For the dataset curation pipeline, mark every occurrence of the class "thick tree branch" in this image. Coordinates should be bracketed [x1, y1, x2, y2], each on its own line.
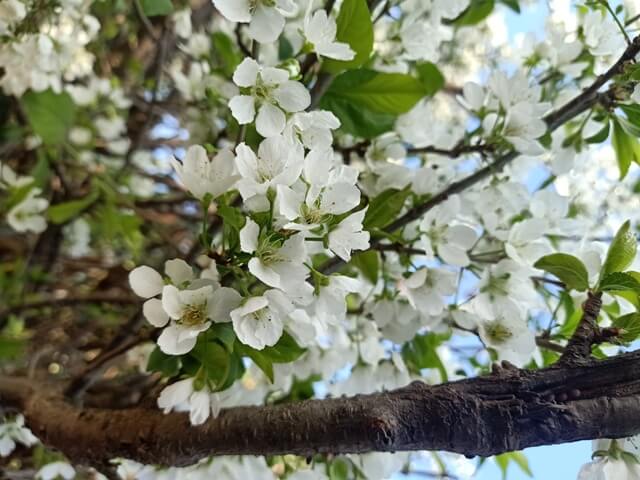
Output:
[4, 350, 640, 467]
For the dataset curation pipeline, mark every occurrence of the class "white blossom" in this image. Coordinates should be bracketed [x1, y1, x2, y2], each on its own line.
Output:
[229, 58, 310, 137]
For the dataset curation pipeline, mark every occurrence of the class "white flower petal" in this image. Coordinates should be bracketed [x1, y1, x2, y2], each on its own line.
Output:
[256, 103, 286, 137]
[143, 298, 170, 328]
[129, 266, 164, 298]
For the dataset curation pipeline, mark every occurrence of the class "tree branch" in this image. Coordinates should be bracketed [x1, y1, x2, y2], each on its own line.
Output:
[5, 349, 640, 467]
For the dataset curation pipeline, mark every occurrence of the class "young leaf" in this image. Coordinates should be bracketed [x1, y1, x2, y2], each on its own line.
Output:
[47, 191, 100, 224]
[322, 0, 374, 73]
[533, 253, 590, 291]
[453, 0, 495, 25]
[611, 118, 639, 179]
[402, 333, 449, 382]
[363, 188, 411, 230]
[141, 0, 173, 16]
[236, 333, 306, 382]
[321, 70, 427, 115]
[351, 250, 380, 284]
[612, 313, 640, 343]
[584, 120, 610, 144]
[598, 272, 640, 295]
[415, 62, 445, 96]
[22, 89, 76, 145]
[602, 220, 637, 277]
[146, 347, 180, 377]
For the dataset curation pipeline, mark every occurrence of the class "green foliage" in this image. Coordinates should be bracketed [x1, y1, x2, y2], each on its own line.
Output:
[363, 187, 411, 230]
[612, 313, 640, 343]
[141, 0, 174, 16]
[22, 89, 76, 145]
[494, 451, 533, 480]
[322, 0, 374, 73]
[598, 272, 640, 295]
[237, 333, 306, 382]
[602, 220, 637, 277]
[584, 120, 610, 143]
[415, 62, 445, 96]
[147, 346, 180, 377]
[329, 458, 352, 480]
[47, 191, 100, 224]
[212, 32, 243, 77]
[611, 118, 640, 179]
[319, 70, 427, 137]
[324, 70, 428, 114]
[533, 253, 590, 291]
[191, 338, 231, 389]
[350, 250, 380, 284]
[402, 332, 449, 381]
[453, 0, 495, 25]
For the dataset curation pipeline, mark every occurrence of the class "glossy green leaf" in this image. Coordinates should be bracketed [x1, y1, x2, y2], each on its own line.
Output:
[141, 0, 173, 16]
[319, 94, 396, 138]
[322, 70, 427, 115]
[47, 191, 99, 224]
[602, 220, 637, 276]
[351, 250, 380, 284]
[415, 62, 445, 96]
[191, 339, 230, 388]
[598, 272, 640, 295]
[146, 346, 180, 377]
[533, 253, 590, 291]
[329, 459, 351, 480]
[611, 119, 640, 179]
[237, 333, 306, 382]
[453, 0, 495, 25]
[402, 333, 449, 382]
[613, 313, 640, 343]
[584, 120, 610, 143]
[322, 0, 374, 73]
[22, 89, 76, 145]
[363, 188, 411, 230]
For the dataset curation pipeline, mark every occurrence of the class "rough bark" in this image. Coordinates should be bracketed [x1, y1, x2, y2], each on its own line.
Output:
[3, 347, 640, 467]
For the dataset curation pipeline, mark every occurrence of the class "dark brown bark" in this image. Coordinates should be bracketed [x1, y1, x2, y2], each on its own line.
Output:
[3, 348, 640, 467]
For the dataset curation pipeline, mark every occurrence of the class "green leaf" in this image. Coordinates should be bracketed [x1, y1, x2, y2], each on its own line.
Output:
[617, 115, 640, 138]
[453, 0, 495, 25]
[322, 69, 427, 115]
[208, 323, 236, 352]
[329, 459, 351, 480]
[146, 346, 180, 377]
[237, 333, 306, 382]
[322, 0, 374, 73]
[611, 118, 640, 179]
[22, 89, 76, 145]
[363, 187, 411, 230]
[584, 120, 610, 143]
[621, 104, 640, 125]
[191, 339, 230, 388]
[212, 32, 242, 77]
[598, 272, 640, 295]
[402, 333, 449, 382]
[319, 94, 396, 138]
[602, 220, 637, 277]
[494, 452, 532, 480]
[613, 313, 640, 343]
[47, 191, 99, 224]
[533, 253, 590, 291]
[141, 0, 173, 16]
[499, 0, 520, 12]
[351, 250, 380, 284]
[415, 62, 445, 96]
